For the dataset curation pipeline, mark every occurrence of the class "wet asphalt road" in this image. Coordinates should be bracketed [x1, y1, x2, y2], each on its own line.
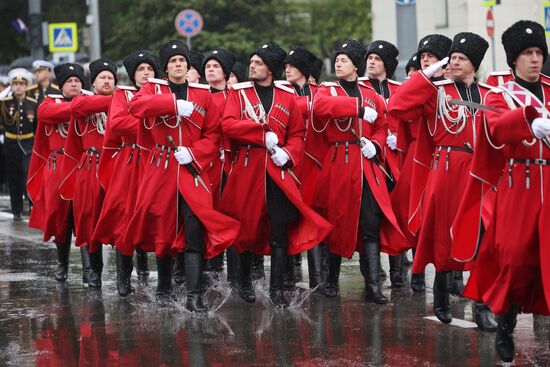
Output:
[0, 196, 549, 366]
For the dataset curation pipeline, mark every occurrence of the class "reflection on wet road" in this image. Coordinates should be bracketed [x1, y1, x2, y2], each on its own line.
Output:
[0, 215, 549, 366]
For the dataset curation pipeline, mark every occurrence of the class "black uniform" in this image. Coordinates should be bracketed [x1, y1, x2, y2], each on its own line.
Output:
[26, 83, 60, 105]
[0, 95, 37, 219]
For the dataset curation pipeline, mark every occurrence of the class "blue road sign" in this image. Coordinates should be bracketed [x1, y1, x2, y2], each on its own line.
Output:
[175, 9, 204, 38]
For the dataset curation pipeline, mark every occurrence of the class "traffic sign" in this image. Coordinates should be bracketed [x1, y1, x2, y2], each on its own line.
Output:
[545, 2, 550, 36]
[395, 0, 415, 5]
[48, 23, 78, 53]
[486, 9, 494, 38]
[483, 0, 496, 7]
[175, 9, 203, 38]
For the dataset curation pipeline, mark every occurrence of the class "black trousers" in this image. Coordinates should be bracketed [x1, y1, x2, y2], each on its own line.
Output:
[359, 177, 383, 242]
[178, 194, 205, 254]
[4, 143, 31, 215]
[266, 174, 299, 247]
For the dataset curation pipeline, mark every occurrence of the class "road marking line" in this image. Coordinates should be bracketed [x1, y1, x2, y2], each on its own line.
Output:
[424, 316, 478, 328]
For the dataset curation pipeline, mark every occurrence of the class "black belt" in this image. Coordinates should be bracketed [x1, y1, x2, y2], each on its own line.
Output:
[330, 141, 358, 164]
[510, 158, 550, 166]
[436, 145, 473, 153]
[330, 140, 359, 146]
[48, 149, 64, 170]
[150, 144, 173, 170]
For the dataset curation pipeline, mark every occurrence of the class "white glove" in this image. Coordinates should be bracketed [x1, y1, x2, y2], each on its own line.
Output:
[265, 131, 278, 151]
[174, 147, 193, 165]
[0, 134, 4, 144]
[360, 137, 377, 159]
[423, 56, 449, 78]
[176, 100, 194, 117]
[270, 146, 290, 167]
[220, 149, 225, 163]
[386, 134, 397, 151]
[362, 107, 378, 123]
[531, 118, 550, 139]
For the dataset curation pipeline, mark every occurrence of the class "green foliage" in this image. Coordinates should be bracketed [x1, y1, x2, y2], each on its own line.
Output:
[0, 0, 372, 68]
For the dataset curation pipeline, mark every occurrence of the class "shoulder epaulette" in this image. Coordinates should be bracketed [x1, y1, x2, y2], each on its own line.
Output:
[274, 81, 295, 94]
[477, 82, 492, 90]
[147, 77, 169, 85]
[47, 94, 64, 99]
[540, 73, 550, 83]
[275, 80, 292, 86]
[25, 96, 37, 103]
[1, 96, 13, 102]
[489, 86, 505, 94]
[50, 83, 59, 89]
[387, 79, 402, 86]
[489, 70, 512, 76]
[321, 81, 338, 87]
[26, 84, 38, 91]
[117, 85, 137, 91]
[434, 79, 454, 86]
[81, 89, 94, 95]
[232, 81, 254, 90]
[357, 81, 376, 91]
[189, 82, 210, 90]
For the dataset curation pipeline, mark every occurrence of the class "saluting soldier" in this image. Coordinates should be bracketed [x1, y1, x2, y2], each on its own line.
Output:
[0, 68, 36, 221]
[27, 60, 59, 105]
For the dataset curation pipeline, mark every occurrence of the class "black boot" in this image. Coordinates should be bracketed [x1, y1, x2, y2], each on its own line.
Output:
[135, 248, 149, 281]
[156, 256, 174, 304]
[239, 252, 256, 303]
[321, 253, 341, 298]
[389, 253, 406, 288]
[226, 247, 241, 292]
[377, 256, 387, 283]
[450, 271, 464, 297]
[474, 302, 498, 332]
[284, 254, 296, 290]
[294, 253, 302, 266]
[433, 271, 452, 323]
[251, 254, 265, 280]
[270, 246, 289, 308]
[206, 252, 224, 272]
[88, 247, 103, 289]
[80, 245, 91, 285]
[411, 272, 426, 292]
[495, 305, 518, 363]
[364, 242, 388, 304]
[307, 245, 323, 290]
[115, 249, 134, 297]
[172, 252, 186, 285]
[55, 243, 70, 282]
[185, 251, 208, 313]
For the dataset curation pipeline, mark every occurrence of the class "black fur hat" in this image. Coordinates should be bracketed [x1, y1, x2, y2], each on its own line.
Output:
[159, 40, 189, 72]
[448, 32, 489, 71]
[231, 61, 248, 83]
[202, 48, 237, 81]
[284, 46, 317, 79]
[251, 42, 287, 79]
[311, 57, 323, 83]
[54, 63, 85, 89]
[405, 53, 420, 74]
[188, 50, 204, 78]
[417, 34, 452, 61]
[366, 40, 399, 78]
[334, 39, 366, 77]
[89, 58, 117, 85]
[502, 20, 548, 68]
[123, 50, 160, 86]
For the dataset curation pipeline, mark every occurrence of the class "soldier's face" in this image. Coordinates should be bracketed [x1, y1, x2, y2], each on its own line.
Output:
[186, 67, 200, 83]
[205, 59, 225, 84]
[514, 47, 543, 83]
[134, 63, 155, 88]
[167, 55, 188, 83]
[449, 52, 474, 81]
[61, 76, 82, 98]
[285, 64, 305, 84]
[228, 72, 239, 86]
[11, 81, 27, 97]
[249, 55, 271, 83]
[34, 68, 50, 83]
[407, 67, 419, 78]
[366, 54, 386, 79]
[335, 54, 357, 81]
[93, 70, 115, 95]
[420, 52, 439, 69]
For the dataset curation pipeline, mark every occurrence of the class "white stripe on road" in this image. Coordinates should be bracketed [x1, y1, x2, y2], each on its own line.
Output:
[424, 316, 478, 328]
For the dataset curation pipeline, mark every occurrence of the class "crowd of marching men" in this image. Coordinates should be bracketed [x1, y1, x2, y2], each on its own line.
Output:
[1, 18, 549, 364]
